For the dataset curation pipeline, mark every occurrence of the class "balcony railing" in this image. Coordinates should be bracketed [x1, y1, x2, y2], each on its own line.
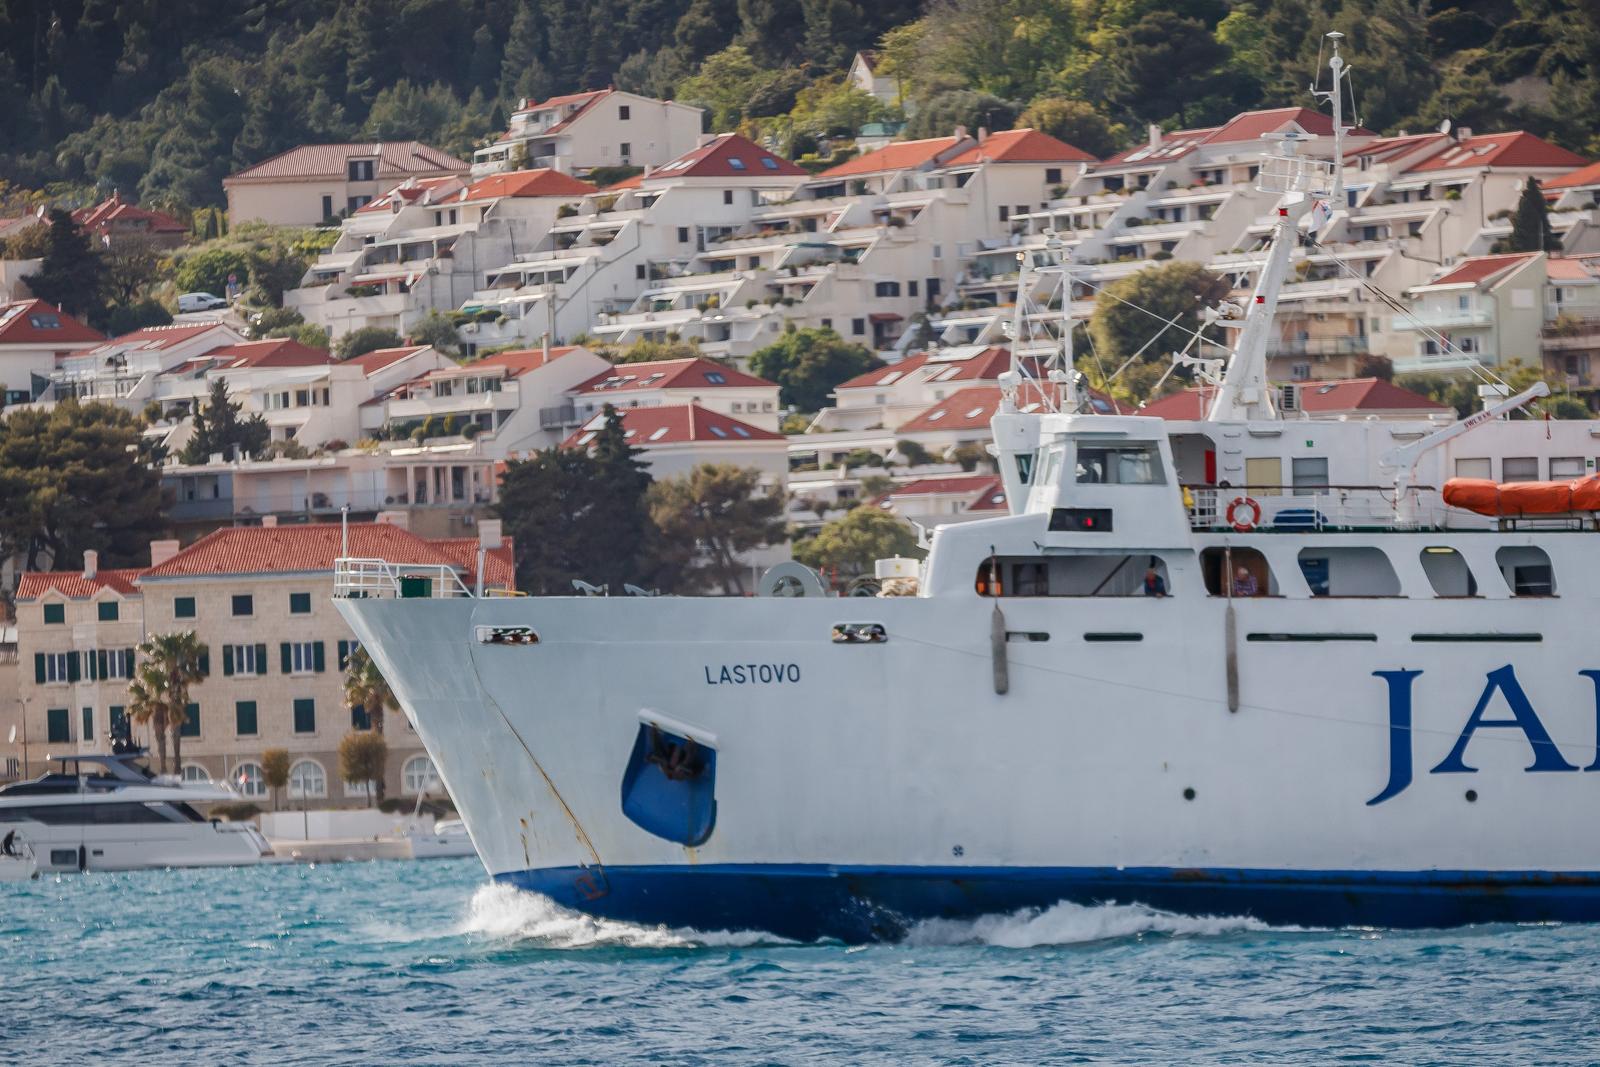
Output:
[1393, 308, 1492, 330]
[540, 404, 582, 430]
[1267, 337, 1369, 357]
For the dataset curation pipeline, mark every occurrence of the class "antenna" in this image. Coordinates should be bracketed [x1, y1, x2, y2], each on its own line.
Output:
[1312, 31, 1349, 204]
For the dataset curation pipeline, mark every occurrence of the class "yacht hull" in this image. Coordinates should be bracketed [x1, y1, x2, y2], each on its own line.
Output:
[339, 590, 1600, 942]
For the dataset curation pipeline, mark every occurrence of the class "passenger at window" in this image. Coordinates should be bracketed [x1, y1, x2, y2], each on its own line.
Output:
[1143, 568, 1167, 597]
[1231, 565, 1258, 597]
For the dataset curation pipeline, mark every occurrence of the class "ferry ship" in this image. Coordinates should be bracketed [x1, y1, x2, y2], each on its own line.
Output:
[334, 41, 1600, 941]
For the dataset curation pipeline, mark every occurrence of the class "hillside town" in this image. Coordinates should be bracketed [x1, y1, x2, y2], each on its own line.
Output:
[4, 74, 1600, 799]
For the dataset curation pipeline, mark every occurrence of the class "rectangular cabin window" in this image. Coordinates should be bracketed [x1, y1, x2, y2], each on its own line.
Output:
[1076, 443, 1164, 485]
[1455, 458, 1491, 479]
[1291, 457, 1328, 496]
[979, 554, 1172, 597]
[1503, 457, 1539, 483]
[1551, 457, 1585, 479]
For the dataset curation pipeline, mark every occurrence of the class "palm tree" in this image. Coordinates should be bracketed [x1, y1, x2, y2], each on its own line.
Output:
[343, 646, 398, 738]
[126, 662, 171, 774]
[136, 632, 209, 776]
[343, 645, 399, 802]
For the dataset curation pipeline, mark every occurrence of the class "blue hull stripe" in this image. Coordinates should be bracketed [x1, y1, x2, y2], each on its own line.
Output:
[497, 863, 1600, 943]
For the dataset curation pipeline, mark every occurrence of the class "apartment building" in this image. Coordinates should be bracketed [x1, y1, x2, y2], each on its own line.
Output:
[0, 299, 104, 405]
[53, 321, 244, 404]
[287, 168, 597, 340]
[72, 193, 188, 250]
[359, 344, 612, 455]
[8, 522, 512, 805]
[470, 134, 811, 349]
[562, 356, 783, 432]
[224, 142, 471, 226]
[472, 89, 703, 178]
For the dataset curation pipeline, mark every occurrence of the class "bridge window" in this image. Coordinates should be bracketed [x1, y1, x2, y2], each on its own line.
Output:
[1296, 547, 1400, 597]
[1497, 546, 1555, 596]
[976, 554, 1172, 597]
[1420, 547, 1477, 597]
[1075, 443, 1164, 485]
[1200, 547, 1275, 596]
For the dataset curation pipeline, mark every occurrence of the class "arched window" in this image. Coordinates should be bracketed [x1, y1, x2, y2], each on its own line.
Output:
[181, 764, 212, 783]
[234, 762, 267, 799]
[288, 759, 327, 799]
[403, 755, 440, 795]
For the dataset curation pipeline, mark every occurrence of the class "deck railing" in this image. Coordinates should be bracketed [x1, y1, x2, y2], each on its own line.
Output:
[334, 558, 475, 599]
[1185, 484, 1450, 531]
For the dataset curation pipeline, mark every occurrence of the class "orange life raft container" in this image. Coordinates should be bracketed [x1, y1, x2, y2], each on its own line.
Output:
[1442, 473, 1600, 516]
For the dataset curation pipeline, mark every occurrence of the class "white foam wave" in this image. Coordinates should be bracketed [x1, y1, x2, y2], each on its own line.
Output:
[905, 899, 1273, 948]
[458, 883, 785, 949]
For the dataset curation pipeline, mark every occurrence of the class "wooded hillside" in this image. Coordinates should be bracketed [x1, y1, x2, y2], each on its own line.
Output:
[1, 0, 1594, 212]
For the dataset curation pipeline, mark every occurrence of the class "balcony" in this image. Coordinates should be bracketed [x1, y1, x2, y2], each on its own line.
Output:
[1393, 350, 1493, 373]
[539, 404, 582, 430]
[1392, 308, 1492, 330]
[1268, 337, 1369, 358]
[1542, 313, 1600, 352]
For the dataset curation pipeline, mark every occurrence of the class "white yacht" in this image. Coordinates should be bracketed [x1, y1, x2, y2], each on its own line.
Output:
[334, 39, 1600, 941]
[0, 750, 272, 874]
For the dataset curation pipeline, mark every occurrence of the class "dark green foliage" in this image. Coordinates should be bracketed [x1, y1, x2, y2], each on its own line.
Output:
[102, 298, 172, 336]
[748, 325, 882, 412]
[336, 327, 405, 360]
[1508, 177, 1558, 253]
[181, 379, 271, 463]
[22, 209, 106, 321]
[408, 311, 463, 356]
[0, 400, 168, 571]
[494, 405, 658, 594]
[904, 91, 1019, 140]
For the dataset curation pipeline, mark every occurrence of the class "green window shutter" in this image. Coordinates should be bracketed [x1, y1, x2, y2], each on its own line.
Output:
[47, 708, 70, 743]
[86, 652, 97, 681]
[293, 698, 316, 734]
[43, 603, 64, 624]
[124, 648, 135, 679]
[255, 643, 267, 676]
[290, 592, 311, 614]
[97, 650, 109, 680]
[198, 651, 210, 676]
[180, 702, 199, 738]
[35, 653, 45, 684]
[337, 640, 349, 671]
[98, 601, 118, 622]
[174, 596, 195, 619]
[67, 653, 80, 682]
[281, 643, 292, 674]
[222, 646, 234, 676]
[313, 642, 326, 673]
[236, 701, 258, 736]
[82, 707, 94, 741]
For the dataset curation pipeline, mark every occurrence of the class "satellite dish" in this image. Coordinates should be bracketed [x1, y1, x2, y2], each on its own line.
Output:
[1438, 118, 1452, 136]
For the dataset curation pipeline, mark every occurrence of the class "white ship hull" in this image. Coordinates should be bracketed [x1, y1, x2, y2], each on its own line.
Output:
[339, 583, 1600, 941]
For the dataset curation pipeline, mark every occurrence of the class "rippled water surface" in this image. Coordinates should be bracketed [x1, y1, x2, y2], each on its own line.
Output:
[6, 859, 1600, 1064]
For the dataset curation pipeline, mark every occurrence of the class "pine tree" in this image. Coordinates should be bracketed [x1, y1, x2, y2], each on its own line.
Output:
[182, 379, 271, 463]
[1509, 176, 1559, 253]
[23, 209, 106, 321]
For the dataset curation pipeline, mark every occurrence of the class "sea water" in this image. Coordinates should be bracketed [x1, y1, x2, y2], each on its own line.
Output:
[4, 859, 1598, 1064]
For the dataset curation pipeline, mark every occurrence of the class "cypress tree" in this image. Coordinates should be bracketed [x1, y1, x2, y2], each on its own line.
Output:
[1508, 176, 1558, 253]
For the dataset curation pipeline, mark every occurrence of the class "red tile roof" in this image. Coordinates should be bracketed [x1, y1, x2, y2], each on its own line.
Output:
[462, 169, 598, 201]
[966, 477, 1009, 512]
[354, 176, 468, 214]
[1359, 132, 1451, 166]
[819, 137, 962, 178]
[1547, 160, 1600, 191]
[342, 346, 431, 373]
[141, 523, 463, 579]
[941, 129, 1098, 167]
[430, 537, 516, 590]
[1292, 377, 1450, 413]
[836, 347, 1023, 391]
[1099, 107, 1373, 169]
[884, 473, 1000, 497]
[94, 322, 231, 352]
[206, 338, 334, 369]
[1406, 132, 1586, 174]
[837, 352, 931, 389]
[1546, 257, 1598, 281]
[515, 89, 609, 115]
[897, 383, 1126, 433]
[73, 194, 187, 235]
[451, 345, 582, 377]
[1422, 252, 1539, 288]
[651, 134, 807, 180]
[1141, 378, 1447, 418]
[228, 142, 468, 183]
[563, 403, 783, 447]
[15, 569, 142, 601]
[572, 357, 776, 394]
[603, 174, 644, 191]
[0, 299, 105, 345]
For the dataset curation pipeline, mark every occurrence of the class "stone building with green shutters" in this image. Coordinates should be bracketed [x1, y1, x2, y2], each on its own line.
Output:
[8, 519, 512, 808]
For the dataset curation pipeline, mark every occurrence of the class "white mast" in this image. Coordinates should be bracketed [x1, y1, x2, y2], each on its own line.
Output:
[1207, 36, 1348, 422]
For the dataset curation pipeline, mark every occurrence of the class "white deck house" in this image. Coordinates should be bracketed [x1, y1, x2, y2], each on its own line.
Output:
[472, 90, 704, 178]
[286, 169, 598, 341]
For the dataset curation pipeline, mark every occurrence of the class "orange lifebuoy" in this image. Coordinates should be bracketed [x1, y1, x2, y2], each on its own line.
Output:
[1226, 496, 1261, 533]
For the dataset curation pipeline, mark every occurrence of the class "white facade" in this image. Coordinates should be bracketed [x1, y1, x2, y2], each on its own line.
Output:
[473, 90, 704, 178]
